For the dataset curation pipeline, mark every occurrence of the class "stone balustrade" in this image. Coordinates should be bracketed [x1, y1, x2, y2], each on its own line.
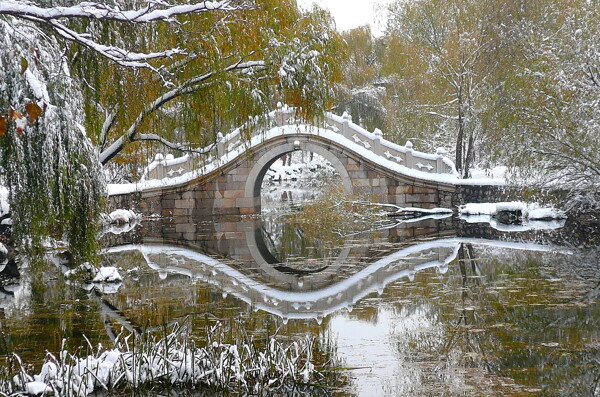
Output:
[143, 103, 458, 182]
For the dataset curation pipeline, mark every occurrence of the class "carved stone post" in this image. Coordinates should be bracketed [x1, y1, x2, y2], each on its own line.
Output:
[405, 141, 414, 170]
[216, 132, 224, 160]
[154, 153, 165, 179]
[436, 147, 448, 173]
[372, 128, 383, 156]
[276, 102, 284, 127]
[342, 111, 352, 140]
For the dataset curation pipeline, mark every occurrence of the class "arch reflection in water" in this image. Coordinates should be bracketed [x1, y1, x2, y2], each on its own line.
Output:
[260, 150, 341, 213]
[107, 240, 457, 322]
[106, 237, 567, 323]
[132, 214, 456, 290]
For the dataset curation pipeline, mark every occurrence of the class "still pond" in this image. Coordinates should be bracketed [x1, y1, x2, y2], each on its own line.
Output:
[1, 178, 599, 396]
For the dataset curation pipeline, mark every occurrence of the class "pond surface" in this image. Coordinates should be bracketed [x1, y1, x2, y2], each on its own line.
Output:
[1, 182, 600, 396]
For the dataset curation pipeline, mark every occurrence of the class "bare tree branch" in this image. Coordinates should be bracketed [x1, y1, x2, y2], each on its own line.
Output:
[133, 133, 216, 154]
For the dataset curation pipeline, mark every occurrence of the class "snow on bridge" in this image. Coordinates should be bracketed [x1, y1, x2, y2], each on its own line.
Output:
[140, 104, 458, 184]
[108, 104, 462, 215]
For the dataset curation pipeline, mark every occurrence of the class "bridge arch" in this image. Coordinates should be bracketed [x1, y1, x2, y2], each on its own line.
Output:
[108, 107, 460, 216]
[245, 138, 353, 199]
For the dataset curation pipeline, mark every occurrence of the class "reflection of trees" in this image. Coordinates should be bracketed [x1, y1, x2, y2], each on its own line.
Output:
[440, 245, 600, 395]
[488, 246, 600, 396]
[260, 213, 343, 272]
[386, 243, 507, 395]
[0, 264, 111, 365]
[437, 244, 498, 375]
[380, 244, 501, 395]
[403, 244, 504, 393]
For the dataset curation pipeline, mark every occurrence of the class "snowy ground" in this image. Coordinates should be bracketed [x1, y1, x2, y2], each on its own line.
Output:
[261, 151, 337, 183]
[462, 166, 507, 185]
[261, 151, 339, 211]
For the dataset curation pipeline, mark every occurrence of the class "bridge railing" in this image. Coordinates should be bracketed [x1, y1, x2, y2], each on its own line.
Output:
[318, 110, 456, 176]
[143, 104, 458, 181]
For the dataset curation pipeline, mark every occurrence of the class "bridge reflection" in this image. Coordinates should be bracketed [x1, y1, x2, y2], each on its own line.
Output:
[108, 241, 458, 322]
[104, 216, 562, 322]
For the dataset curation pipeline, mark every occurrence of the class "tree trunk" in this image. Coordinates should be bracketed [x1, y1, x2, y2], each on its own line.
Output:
[463, 129, 474, 178]
[455, 86, 465, 176]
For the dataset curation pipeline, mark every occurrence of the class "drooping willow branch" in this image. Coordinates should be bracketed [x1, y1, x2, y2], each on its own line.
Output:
[99, 59, 266, 164]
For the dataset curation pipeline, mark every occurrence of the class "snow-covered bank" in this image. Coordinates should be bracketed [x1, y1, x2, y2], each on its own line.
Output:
[5, 324, 319, 396]
[101, 209, 142, 235]
[459, 201, 566, 231]
[459, 201, 566, 220]
[103, 209, 140, 224]
[92, 266, 122, 283]
[461, 214, 566, 232]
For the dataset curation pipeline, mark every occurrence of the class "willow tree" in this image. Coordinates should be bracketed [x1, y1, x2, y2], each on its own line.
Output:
[0, 0, 344, 262]
[0, 18, 104, 264]
[52, 0, 345, 169]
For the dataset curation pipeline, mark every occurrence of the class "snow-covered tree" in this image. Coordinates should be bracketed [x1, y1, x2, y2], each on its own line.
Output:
[0, 0, 344, 260]
[1, 0, 343, 165]
[384, 0, 500, 178]
[496, 0, 600, 190]
[0, 17, 104, 263]
[377, 0, 600, 188]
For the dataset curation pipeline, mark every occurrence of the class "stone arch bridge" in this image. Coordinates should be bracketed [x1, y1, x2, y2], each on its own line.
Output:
[109, 105, 462, 216]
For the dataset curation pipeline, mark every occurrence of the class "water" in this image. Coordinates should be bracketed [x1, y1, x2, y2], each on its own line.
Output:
[1, 181, 600, 396]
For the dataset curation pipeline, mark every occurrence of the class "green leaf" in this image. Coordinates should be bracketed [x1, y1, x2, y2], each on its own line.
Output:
[20, 57, 28, 75]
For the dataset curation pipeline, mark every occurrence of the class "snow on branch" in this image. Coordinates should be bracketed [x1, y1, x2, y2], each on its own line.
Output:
[0, 0, 253, 68]
[134, 133, 217, 154]
[0, 0, 248, 23]
[44, 17, 181, 68]
[426, 111, 459, 120]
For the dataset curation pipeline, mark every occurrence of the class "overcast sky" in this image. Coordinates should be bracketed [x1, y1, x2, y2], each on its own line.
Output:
[296, 0, 395, 36]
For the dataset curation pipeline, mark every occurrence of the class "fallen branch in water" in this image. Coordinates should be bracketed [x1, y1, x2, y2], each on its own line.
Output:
[340, 200, 454, 218]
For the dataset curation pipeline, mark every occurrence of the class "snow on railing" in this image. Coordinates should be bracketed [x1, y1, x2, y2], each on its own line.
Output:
[142, 103, 458, 182]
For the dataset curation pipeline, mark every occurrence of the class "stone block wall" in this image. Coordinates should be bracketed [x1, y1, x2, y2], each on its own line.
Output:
[108, 135, 459, 216]
[454, 184, 519, 205]
[453, 184, 564, 207]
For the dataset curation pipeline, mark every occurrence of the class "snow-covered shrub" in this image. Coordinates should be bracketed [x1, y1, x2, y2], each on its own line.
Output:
[4, 321, 326, 396]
